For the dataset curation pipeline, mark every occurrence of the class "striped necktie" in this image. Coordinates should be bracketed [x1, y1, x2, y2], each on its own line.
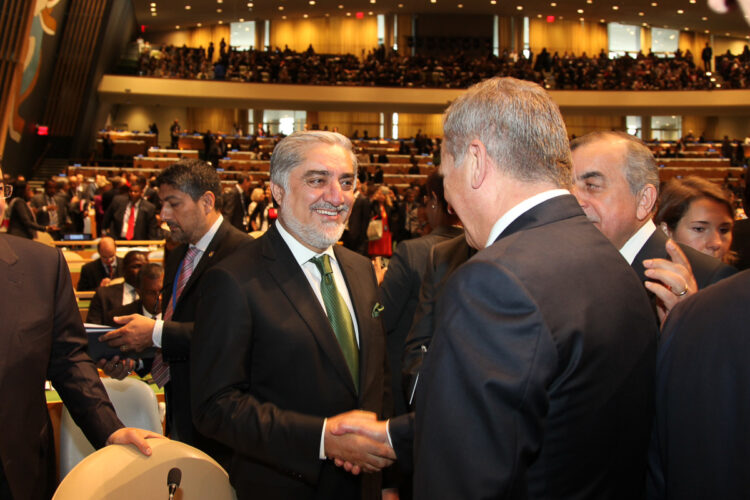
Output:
[309, 254, 359, 391]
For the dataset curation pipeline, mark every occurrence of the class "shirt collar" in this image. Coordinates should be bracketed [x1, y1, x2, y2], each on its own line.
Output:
[193, 214, 224, 253]
[276, 220, 336, 266]
[485, 189, 570, 247]
[619, 219, 656, 265]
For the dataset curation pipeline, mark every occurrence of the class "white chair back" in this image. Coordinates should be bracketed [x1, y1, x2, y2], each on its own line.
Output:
[58, 377, 162, 480]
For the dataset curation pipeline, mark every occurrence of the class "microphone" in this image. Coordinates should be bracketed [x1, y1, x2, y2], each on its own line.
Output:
[167, 467, 182, 500]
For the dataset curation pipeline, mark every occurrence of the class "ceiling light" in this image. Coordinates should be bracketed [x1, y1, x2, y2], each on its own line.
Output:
[537, 14, 542, 18]
[370, 0, 376, 3]
[248, 1, 253, 5]
[458, 3, 463, 7]
[398, 3, 404, 6]
[550, 2, 556, 6]
[239, 17, 244, 21]
[325, 12, 330, 16]
[338, 4, 344, 7]
[516, 5, 523, 10]
[278, 5, 283, 10]
[558, 15, 564, 19]
[197, 22, 202, 26]
[677, 9, 684, 14]
[151, 12, 157, 15]
[217, 0, 223, 3]
[726, 32, 731, 36]
[490, 0, 496, 4]
[184, 5, 191, 9]
[638, 11, 644, 16]
[612, 5, 619, 10]
[431, 0, 437, 3]
[150, 2, 156, 6]
[600, 18, 605, 22]
[642, 22, 648, 26]
[175, 25, 180, 29]
[303, 13, 308, 17]
[701, 16, 707, 20]
[346, 11, 351, 15]
[217, 7, 222, 12]
[689, 0, 696, 3]
[651, 2, 657, 6]
[218, 20, 223, 23]
[580, 17, 584, 21]
[705, 29, 710, 33]
[282, 15, 286, 19]
[586, 0, 592, 3]
[577, 8, 583, 13]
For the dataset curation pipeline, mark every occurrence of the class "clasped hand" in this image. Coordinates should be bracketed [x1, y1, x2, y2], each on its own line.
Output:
[324, 410, 395, 475]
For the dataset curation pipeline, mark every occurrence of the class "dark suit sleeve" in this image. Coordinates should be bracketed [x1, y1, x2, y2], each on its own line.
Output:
[161, 321, 193, 361]
[413, 259, 559, 499]
[191, 265, 325, 483]
[379, 241, 417, 333]
[707, 262, 736, 285]
[77, 261, 99, 291]
[86, 288, 106, 325]
[48, 249, 124, 448]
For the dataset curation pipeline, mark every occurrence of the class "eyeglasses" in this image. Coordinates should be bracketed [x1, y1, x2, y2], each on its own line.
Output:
[2, 184, 11, 199]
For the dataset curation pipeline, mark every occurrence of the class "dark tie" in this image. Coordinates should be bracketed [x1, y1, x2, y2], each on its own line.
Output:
[310, 254, 359, 390]
[152, 246, 201, 387]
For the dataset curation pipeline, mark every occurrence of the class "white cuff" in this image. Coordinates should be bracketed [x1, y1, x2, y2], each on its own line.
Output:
[386, 419, 394, 449]
[319, 418, 328, 459]
[152, 319, 164, 348]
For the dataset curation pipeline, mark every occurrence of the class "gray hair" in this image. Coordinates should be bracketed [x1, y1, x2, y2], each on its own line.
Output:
[570, 131, 659, 195]
[442, 77, 572, 187]
[270, 131, 358, 190]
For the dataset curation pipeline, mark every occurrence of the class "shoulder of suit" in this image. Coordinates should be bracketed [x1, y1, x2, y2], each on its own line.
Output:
[0, 233, 59, 261]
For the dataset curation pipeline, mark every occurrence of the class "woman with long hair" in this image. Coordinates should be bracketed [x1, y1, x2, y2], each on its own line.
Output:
[6, 180, 50, 239]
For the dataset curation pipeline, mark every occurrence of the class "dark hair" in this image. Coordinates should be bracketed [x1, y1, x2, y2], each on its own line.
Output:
[138, 262, 164, 288]
[156, 158, 221, 204]
[123, 250, 148, 267]
[655, 176, 735, 231]
[424, 172, 448, 214]
[11, 180, 28, 200]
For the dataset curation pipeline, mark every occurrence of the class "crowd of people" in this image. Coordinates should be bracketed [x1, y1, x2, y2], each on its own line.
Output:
[130, 41, 750, 90]
[4, 77, 750, 499]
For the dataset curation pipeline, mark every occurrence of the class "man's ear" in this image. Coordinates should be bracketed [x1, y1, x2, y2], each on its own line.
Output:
[270, 182, 284, 206]
[659, 221, 673, 238]
[468, 140, 489, 190]
[636, 184, 658, 221]
[199, 191, 216, 214]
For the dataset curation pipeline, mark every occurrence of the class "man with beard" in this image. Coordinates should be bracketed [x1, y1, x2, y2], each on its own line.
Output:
[190, 131, 395, 499]
[99, 159, 251, 467]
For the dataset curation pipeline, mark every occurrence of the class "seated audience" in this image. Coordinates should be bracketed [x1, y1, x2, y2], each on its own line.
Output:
[77, 236, 123, 291]
[86, 250, 147, 324]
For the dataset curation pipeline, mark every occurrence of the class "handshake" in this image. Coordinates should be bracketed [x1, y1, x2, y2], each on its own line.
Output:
[324, 410, 396, 475]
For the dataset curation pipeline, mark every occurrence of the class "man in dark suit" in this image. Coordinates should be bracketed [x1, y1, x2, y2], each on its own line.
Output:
[103, 180, 161, 240]
[647, 270, 750, 499]
[100, 159, 251, 468]
[29, 178, 68, 239]
[221, 174, 252, 231]
[342, 181, 371, 256]
[86, 250, 147, 325]
[190, 131, 395, 499]
[102, 263, 163, 327]
[77, 236, 123, 291]
[0, 173, 160, 500]
[338, 78, 658, 499]
[571, 131, 735, 322]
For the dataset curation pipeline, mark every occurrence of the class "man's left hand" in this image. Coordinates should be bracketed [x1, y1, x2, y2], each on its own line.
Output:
[100, 314, 156, 352]
[106, 427, 165, 456]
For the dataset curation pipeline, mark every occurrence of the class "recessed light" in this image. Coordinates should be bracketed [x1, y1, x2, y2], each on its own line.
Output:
[558, 15, 564, 19]
[370, 0, 376, 3]
[612, 5, 619, 10]
[175, 25, 180, 29]
[689, 0, 696, 3]
[600, 18, 605, 22]
[537, 14, 542, 18]
[309, 0, 316, 4]
[638, 11, 644, 16]
[368, 10, 374, 14]
[184, 5, 191, 9]
[490, 0, 496, 4]
[726, 32, 731, 36]
[282, 15, 286, 19]
[346, 11, 351, 15]
[586, 0, 592, 3]
[325, 12, 330, 16]
[580, 17, 584, 21]
[550, 2, 556, 6]
[151, 11, 157, 15]
[218, 20, 223, 23]
[247, 1, 253, 5]
[517, 5, 523, 9]
[684, 27, 689, 30]
[430, 0, 437, 3]
[705, 29, 710, 33]
[303, 14, 308, 18]
[457, 3, 463, 7]
[278, 5, 284, 10]
[338, 4, 344, 7]
[577, 8, 583, 13]
[197, 22, 202, 26]
[239, 17, 244, 21]
[701, 16, 707, 20]
[217, 7, 222, 12]
[677, 9, 684, 14]
[398, 3, 404, 6]
[150, 2, 156, 6]
[217, 0, 223, 3]
[642, 22, 648, 26]
[651, 2, 657, 6]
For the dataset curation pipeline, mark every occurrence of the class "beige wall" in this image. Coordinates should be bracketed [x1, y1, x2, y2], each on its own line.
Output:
[144, 25, 232, 59]
[317, 111, 380, 137]
[530, 19, 608, 57]
[110, 105, 187, 147]
[270, 17, 378, 55]
[562, 114, 625, 137]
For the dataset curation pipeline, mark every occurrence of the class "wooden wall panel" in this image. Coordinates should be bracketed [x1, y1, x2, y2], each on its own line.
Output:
[530, 18, 608, 57]
[187, 107, 236, 135]
[271, 17, 378, 55]
[563, 114, 625, 138]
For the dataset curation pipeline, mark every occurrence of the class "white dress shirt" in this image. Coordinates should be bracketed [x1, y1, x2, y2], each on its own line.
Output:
[619, 219, 656, 265]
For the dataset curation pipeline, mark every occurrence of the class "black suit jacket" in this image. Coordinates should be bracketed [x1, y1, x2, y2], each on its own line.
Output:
[86, 283, 129, 325]
[160, 219, 251, 466]
[342, 194, 371, 256]
[730, 217, 750, 271]
[77, 256, 124, 291]
[0, 235, 123, 500]
[103, 195, 161, 240]
[221, 186, 247, 231]
[631, 228, 736, 289]
[411, 195, 657, 499]
[379, 225, 463, 415]
[647, 270, 750, 500]
[191, 223, 390, 500]
[6, 197, 46, 239]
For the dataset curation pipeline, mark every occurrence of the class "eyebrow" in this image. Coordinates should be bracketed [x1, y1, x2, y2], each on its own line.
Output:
[577, 171, 605, 181]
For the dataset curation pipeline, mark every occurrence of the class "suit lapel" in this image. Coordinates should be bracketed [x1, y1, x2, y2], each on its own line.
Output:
[496, 194, 583, 242]
[631, 229, 667, 282]
[176, 221, 229, 307]
[264, 226, 358, 396]
[0, 237, 22, 379]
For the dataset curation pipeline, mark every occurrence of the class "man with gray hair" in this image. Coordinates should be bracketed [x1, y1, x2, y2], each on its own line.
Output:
[570, 131, 735, 321]
[392, 77, 657, 498]
[190, 131, 395, 499]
